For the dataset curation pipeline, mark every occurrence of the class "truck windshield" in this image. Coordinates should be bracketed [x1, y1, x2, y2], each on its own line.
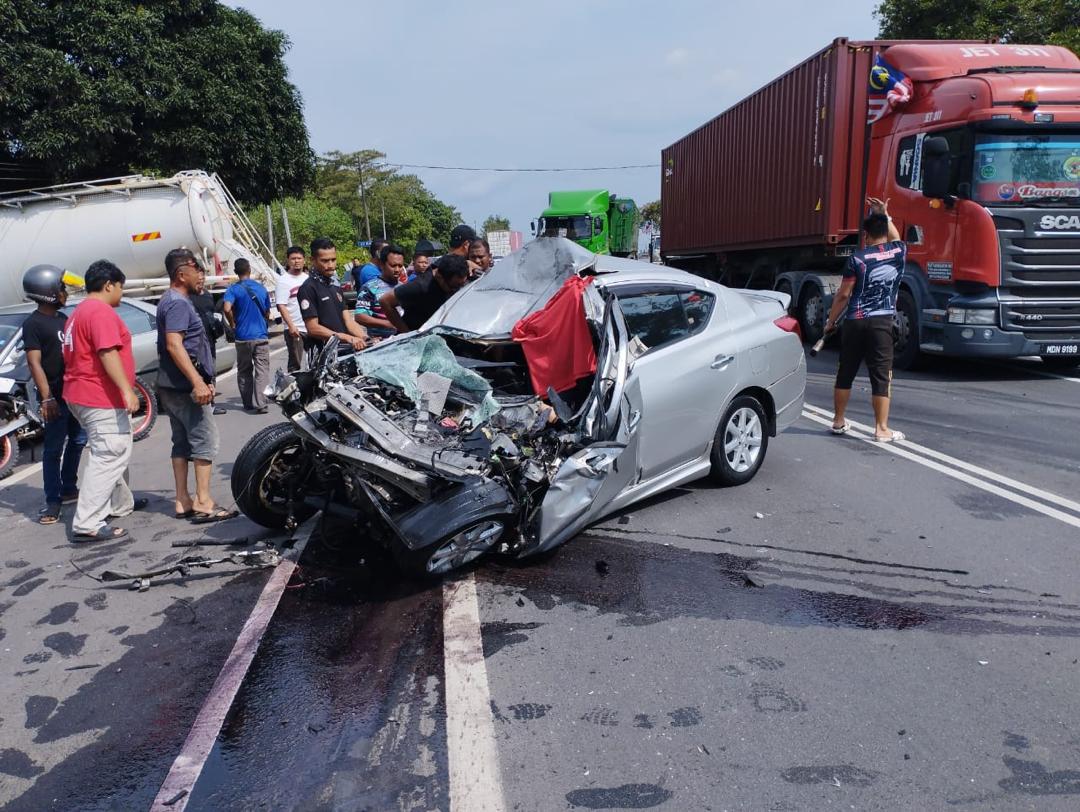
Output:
[973, 133, 1080, 204]
[539, 216, 593, 240]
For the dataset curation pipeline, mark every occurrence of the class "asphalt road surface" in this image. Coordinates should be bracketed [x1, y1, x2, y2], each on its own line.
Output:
[1, 343, 1079, 811]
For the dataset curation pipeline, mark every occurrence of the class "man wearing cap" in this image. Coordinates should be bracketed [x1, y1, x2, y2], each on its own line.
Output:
[380, 253, 471, 334]
[430, 225, 479, 274]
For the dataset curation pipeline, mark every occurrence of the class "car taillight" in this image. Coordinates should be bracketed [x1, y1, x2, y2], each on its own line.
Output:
[773, 315, 802, 340]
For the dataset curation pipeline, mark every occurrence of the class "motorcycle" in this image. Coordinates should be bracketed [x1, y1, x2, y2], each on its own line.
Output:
[0, 363, 160, 480]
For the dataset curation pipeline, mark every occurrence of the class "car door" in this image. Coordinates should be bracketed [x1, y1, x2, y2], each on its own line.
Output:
[113, 301, 160, 375]
[529, 290, 642, 555]
[608, 283, 741, 481]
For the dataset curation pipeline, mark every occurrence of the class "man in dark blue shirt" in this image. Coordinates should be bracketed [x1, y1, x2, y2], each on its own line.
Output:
[223, 258, 271, 413]
[825, 197, 906, 443]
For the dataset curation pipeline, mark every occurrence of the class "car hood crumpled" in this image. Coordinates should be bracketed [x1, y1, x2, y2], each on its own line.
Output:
[424, 237, 598, 337]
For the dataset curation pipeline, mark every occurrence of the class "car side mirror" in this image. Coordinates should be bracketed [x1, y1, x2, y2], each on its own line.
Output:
[921, 136, 953, 201]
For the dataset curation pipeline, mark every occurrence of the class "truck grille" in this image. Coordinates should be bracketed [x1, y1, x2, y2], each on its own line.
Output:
[998, 229, 1080, 286]
[1000, 300, 1080, 338]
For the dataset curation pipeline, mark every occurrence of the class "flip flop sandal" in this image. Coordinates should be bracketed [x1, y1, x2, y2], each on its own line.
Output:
[39, 504, 62, 525]
[189, 507, 240, 525]
[830, 422, 851, 435]
[873, 431, 906, 443]
[72, 525, 128, 543]
[175, 510, 196, 520]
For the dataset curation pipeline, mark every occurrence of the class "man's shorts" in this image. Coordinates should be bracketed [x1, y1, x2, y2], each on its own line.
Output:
[835, 315, 895, 397]
[157, 386, 221, 461]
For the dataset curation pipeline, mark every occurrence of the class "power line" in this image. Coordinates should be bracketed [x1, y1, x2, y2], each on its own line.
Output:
[390, 162, 660, 173]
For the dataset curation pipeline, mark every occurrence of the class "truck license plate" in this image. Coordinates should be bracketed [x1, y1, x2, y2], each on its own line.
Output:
[1041, 344, 1079, 356]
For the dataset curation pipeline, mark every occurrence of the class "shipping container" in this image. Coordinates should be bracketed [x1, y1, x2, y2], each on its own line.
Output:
[661, 38, 882, 257]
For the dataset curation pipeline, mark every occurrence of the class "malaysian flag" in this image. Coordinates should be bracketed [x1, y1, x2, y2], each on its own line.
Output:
[868, 54, 914, 123]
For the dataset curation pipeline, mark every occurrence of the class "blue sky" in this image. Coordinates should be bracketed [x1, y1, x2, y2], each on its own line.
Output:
[234, 1, 879, 234]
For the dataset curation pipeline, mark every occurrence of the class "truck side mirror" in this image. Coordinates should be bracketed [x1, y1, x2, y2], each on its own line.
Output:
[921, 136, 953, 200]
[530, 220, 537, 236]
[594, 216, 604, 233]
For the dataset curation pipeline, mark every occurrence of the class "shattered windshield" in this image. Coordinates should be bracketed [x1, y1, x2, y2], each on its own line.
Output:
[424, 237, 598, 336]
[974, 133, 1080, 204]
[540, 216, 594, 240]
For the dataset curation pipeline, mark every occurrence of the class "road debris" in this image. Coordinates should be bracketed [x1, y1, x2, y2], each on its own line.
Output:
[100, 549, 281, 591]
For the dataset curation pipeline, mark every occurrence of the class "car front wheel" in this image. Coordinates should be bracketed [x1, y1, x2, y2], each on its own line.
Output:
[231, 422, 316, 529]
[710, 395, 769, 486]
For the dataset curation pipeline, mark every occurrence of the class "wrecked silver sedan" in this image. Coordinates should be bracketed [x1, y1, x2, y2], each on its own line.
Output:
[232, 238, 806, 576]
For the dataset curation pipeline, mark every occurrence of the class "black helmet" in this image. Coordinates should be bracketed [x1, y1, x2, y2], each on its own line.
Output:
[22, 264, 67, 306]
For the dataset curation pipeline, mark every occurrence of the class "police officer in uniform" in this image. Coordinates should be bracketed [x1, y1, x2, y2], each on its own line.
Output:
[296, 237, 368, 355]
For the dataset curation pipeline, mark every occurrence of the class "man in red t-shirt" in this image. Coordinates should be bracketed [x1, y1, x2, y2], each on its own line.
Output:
[62, 260, 142, 542]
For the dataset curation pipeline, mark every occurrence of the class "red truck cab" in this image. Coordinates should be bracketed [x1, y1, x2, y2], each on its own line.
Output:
[869, 43, 1080, 367]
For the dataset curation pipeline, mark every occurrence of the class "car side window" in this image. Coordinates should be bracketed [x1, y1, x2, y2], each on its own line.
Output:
[615, 290, 690, 351]
[116, 302, 155, 335]
[681, 290, 715, 335]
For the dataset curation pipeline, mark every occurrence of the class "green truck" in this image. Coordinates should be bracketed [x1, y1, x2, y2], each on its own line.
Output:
[532, 190, 639, 256]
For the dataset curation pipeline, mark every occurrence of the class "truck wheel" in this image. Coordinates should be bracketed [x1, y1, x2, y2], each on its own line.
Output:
[797, 286, 825, 344]
[710, 394, 769, 486]
[231, 422, 316, 529]
[893, 289, 922, 370]
[131, 376, 158, 442]
[0, 435, 19, 480]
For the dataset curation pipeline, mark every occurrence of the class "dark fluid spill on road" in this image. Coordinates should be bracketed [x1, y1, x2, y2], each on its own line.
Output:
[3, 570, 268, 812]
[184, 533, 450, 811]
[483, 534, 1080, 639]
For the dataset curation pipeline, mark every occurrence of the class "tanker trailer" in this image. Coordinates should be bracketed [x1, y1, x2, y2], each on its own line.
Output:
[0, 170, 280, 307]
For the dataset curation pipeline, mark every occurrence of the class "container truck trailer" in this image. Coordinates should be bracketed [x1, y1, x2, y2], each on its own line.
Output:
[662, 38, 1080, 369]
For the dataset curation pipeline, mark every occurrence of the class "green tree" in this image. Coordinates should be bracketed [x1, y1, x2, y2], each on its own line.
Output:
[312, 150, 462, 252]
[247, 197, 356, 264]
[639, 200, 661, 231]
[0, 0, 314, 202]
[875, 0, 1080, 55]
[483, 215, 511, 233]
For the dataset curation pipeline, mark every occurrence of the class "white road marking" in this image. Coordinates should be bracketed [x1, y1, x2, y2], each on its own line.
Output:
[1004, 362, 1080, 385]
[150, 523, 312, 811]
[443, 574, 506, 812]
[0, 346, 288, 493]
[803, 402, 1080, 514]
[801, 410, 1080, 530]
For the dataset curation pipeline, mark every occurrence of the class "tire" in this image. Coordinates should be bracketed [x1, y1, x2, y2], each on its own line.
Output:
[1041, 356, 1080, 371]
[797, 285, 825, 344]
[892, 289, 922, 371]
[131, 376, 158, 442]
[710, 395, 769, 486]
[231, 421, 316, 529]
[407, 517, 507, 578]
[0, 434, 19, 480]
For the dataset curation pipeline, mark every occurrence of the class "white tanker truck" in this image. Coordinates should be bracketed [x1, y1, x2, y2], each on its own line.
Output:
[0, 170, 280, 306]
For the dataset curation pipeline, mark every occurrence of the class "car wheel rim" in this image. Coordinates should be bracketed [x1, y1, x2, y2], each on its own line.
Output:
[257, 445, 303, 512]
[427, 520, 504, 575]
[723, 407, 762, 474]
[0, 436, 11, 468]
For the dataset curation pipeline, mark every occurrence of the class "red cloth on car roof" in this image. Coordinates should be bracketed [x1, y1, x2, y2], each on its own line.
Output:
[511, 275, 597, 397]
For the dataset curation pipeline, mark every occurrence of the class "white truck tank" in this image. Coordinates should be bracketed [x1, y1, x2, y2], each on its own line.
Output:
[0, 170, 280, 306]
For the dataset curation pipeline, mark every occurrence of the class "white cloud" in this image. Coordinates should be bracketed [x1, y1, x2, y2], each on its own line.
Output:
[665, 47, 691, 67]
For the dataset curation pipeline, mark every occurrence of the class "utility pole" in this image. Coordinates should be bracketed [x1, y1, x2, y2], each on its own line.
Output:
[381, 201, 387, 239]
[357, 159, 372, 242]
[281, 202, 293, 246]
[265, 205, 274, 258]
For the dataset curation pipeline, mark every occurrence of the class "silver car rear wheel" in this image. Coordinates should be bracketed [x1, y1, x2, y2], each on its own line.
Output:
[711, 395, 769, 486]
[724, 407, 763, 473]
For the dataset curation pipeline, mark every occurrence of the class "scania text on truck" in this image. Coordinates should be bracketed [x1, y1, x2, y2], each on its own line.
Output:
[532, 190, 639, 257]
[662, 39, 1080, 369]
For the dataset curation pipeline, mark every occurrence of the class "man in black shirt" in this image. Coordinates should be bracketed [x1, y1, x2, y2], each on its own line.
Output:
[20, 265, 87, 524]
[380, 253, 470, 333]
[296, 237, 368, 352]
